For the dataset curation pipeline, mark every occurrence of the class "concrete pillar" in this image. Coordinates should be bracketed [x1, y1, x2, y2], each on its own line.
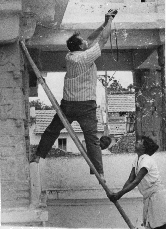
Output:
[0, 42, 30, 208]
[133, 68, 164, 149]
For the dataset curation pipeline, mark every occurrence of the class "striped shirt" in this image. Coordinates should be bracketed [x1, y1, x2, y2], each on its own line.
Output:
[63, 42, 101, 101]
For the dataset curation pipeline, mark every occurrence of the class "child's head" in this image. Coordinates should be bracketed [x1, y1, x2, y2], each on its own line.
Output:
[100, 136, 112, 150]
[136, 135, 159, 156]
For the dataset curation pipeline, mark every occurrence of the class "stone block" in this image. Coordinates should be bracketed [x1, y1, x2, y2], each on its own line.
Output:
[0, 0, 22, 13]
[0, 71, 22, 88]
[1, 185, 29, 202]
[0, 135, 25, 148]
[1, 154, 29, 183]
[2, 199, 30, 208]
[2, 180, 30, 192]
[0, 42, 23, 73]
[23, 0, 55, 22]
[0, 87, 26, 120]
[1, 158, 17, 181]
[0, 14, 20, 43]
[1, 207, 48, 225]
[15, 157, 30, 181]
[0, 119, 25, 135]
[0, 146, 17, 158]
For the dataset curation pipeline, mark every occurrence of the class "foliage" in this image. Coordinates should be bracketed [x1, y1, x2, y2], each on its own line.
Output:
[30, 145, 74, 158]
[107, 81, 134, 94]
[98, 73, 134, 94]
[29, 99, 53, 110]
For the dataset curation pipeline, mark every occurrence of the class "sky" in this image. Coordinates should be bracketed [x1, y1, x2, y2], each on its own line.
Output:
[29, 71, 133, 106]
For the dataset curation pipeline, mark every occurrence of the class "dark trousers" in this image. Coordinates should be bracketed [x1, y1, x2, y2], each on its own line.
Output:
[154, 225, 166, 229]
[36, 99, 104, 174]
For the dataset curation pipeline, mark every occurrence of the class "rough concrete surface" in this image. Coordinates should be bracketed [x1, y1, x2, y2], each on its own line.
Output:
[45, 198, 143, 228]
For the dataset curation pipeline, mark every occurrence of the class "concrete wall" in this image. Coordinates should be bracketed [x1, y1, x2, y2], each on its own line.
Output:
[39, 151, 166, 199]
[0, 41, 30, 208]
[30, 123, 103, 153]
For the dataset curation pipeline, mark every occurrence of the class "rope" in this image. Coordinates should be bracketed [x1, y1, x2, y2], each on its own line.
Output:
[110, 22, 119, 62]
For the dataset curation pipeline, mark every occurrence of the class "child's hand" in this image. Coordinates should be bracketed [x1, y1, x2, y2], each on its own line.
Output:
[107, 192, 122, 202]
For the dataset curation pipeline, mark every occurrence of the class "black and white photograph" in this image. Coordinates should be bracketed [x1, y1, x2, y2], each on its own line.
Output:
[0, 0, 166, 228]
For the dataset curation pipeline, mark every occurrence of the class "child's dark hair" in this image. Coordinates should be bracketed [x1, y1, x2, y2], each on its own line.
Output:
[142, 136, 159, 156]
[100, 136, 112, 150]
[66, 32, 82, 52]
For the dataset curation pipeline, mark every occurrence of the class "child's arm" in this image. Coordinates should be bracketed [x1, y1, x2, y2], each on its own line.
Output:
[122, 167, 136, 189]
[108, 167, 148, 202]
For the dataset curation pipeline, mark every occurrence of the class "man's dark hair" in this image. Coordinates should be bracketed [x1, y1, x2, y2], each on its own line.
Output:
[141, 136, 159, 156]
[66, 32, 82, 52]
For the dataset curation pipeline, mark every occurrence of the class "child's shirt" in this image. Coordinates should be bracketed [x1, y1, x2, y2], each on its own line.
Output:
[132, 154, 163, 198]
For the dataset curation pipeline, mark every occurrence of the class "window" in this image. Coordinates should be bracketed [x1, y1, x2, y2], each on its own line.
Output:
[58, 138, 67, 151]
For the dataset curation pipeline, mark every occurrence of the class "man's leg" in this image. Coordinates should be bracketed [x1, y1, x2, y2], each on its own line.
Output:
[77, 102, 104, 177]
[35, 114, 65, 159]
[31, 102, 73, 162]
[154, 225, 166, 229]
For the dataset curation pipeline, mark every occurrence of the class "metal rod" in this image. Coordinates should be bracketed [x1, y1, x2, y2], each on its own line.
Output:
[20, 40, 135, 229]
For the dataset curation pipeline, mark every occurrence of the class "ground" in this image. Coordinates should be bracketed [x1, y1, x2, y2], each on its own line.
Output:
[45, 197, 144, 228]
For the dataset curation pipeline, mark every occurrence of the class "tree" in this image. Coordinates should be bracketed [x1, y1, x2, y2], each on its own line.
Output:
[29, 99, 53, 110]
[107, 80, 127, 94]
[127, 84, 134, 92]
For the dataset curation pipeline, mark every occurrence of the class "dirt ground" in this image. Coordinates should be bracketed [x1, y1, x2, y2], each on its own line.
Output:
[45, 197, 144, 228]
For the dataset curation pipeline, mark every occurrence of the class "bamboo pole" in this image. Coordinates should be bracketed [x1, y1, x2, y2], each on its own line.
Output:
[20, 40, 135, 229]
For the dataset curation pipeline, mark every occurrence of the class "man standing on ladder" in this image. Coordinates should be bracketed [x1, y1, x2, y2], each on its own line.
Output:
[31, 10, 118, 183]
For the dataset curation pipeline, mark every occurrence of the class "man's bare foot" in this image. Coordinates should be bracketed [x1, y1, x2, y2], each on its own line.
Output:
[99, 173, 106, 184]
[30, 155, 40, 163]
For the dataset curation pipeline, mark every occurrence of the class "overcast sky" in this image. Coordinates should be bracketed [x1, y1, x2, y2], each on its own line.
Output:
[29, 71, 133, 106]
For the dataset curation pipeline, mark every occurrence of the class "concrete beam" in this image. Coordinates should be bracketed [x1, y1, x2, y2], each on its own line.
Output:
[27, 27, 163, 51]
[28, 48, 156, 72]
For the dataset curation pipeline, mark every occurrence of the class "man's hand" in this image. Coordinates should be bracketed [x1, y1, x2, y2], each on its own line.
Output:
[105, 9, 118, 23]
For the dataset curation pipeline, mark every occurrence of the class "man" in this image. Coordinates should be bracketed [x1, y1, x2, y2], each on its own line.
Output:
[31, 10, 118, 183]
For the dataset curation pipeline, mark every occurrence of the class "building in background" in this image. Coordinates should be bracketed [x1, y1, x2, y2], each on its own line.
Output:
[101, 93, 135, 136]
[30, 107, 104, 154]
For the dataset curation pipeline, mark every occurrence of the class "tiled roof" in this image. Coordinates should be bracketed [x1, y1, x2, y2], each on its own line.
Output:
[34, 108, 104, 134]
[108, 94, 135, 112]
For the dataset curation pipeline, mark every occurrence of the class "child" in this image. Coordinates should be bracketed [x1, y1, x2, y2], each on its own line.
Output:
[107, 136, 166, 229]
